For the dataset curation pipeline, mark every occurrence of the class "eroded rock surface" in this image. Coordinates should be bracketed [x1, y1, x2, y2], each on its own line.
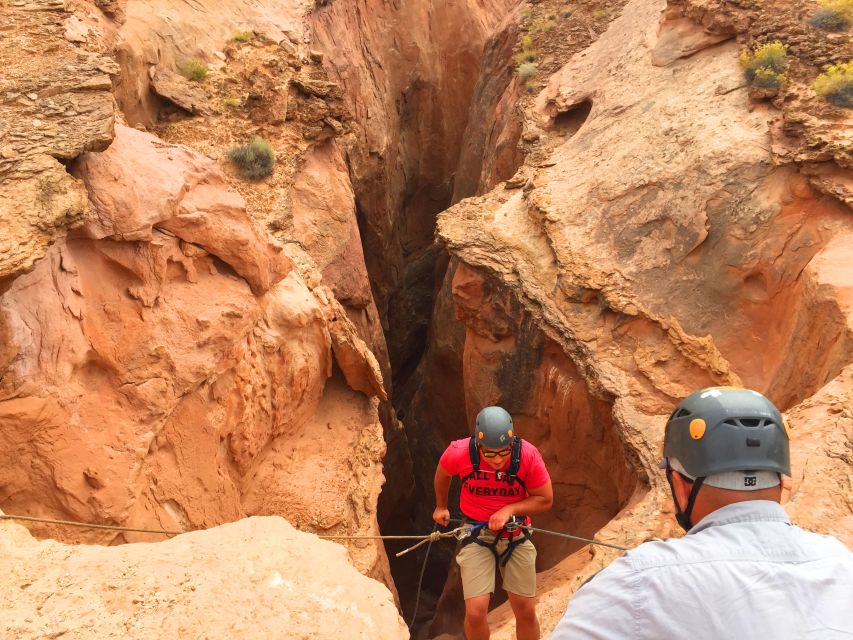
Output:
[431, 0, 853, 635]
[0, 0, 116, 282]
[113, 0, 313, 125]
[311, 0, 518, 385]
[1, 0, 851, 638]
[0, 125, 392, 588]
[0, 514, 408, 640]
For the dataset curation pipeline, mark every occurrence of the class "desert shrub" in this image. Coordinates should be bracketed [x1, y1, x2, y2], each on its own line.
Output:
[592, 8, 608, 19]
[181, 59, 208, 82]
[221, 95, 242, 108]
[228, 137, 276, 179]
[229, 29, 255, 42]
[514, 34, 537, 64]
[813, 62, 853, 107]
[530, 16, 558, 32]
[739, 41, 788, 87]
[752, 67, 788, 89]
[810, 0, 852, 31]
[517, 62, 538, 82]
[515, 50, 536, 63]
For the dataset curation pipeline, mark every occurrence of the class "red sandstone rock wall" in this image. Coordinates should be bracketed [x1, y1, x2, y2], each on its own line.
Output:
[0, 124, 392, 589]
[2, 0, 851, 637]
[433, 0, 853, 636]
[311, 0, 518, 384]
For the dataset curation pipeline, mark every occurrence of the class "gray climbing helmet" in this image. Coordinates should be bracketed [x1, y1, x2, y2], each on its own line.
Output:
[475, 406, 514, 448]
[663, 387, 791, 478]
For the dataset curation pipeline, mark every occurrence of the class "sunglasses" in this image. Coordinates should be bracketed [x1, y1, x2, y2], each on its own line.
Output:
[480, 446, 512, 458]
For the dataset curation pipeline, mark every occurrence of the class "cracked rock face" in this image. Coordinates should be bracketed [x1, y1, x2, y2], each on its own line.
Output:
[0, 125, 392, 587]
[433, 0, 853, 634]
[0, 1, 117, 282]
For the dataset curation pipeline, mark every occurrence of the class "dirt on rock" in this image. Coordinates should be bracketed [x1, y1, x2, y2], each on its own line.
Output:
[0, 514, 408, 640]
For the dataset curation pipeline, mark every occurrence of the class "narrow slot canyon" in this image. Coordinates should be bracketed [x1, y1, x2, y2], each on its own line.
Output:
[309, 1, 642, 635]
[310, 0, 853, 635]
[1, 0, 852, 637]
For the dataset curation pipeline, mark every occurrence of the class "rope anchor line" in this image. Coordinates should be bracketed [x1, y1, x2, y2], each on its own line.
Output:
[0, 513, 630, 551]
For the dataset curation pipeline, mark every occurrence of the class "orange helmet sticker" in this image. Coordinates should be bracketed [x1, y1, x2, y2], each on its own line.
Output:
[782, 419, 793, 440]
[689, 418, 706, 440]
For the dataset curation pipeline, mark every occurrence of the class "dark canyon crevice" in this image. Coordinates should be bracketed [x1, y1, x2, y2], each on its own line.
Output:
[310, 0, 642, 636]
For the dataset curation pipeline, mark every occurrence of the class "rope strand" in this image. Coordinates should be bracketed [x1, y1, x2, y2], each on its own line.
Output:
[407, 523, 438, 628]
[526, 526, 630, 551]
[0, 514, 183, 536]
[0, 514, 630, 550]
[0, 513, 464, 546]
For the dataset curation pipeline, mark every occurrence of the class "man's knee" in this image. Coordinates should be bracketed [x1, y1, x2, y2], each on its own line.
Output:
[465, 595, 490, 622]
[509, 594, 537, 622]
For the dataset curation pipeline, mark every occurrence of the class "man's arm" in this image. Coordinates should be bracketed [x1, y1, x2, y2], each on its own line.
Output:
[550, 558, 637, 639]
[433, 463, 453, 525]
[488, 481, 553, 531]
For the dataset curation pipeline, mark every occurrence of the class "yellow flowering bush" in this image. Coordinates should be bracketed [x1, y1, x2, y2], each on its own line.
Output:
[813, 62, 853, 107]
[810, 0, 852, 31]
[739, 41, 788, 90]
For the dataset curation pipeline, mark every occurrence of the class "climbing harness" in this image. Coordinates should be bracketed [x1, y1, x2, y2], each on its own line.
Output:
[459, 515, 532, 567]
[448, 518, 629, 551]
[457, 435, 530, 567]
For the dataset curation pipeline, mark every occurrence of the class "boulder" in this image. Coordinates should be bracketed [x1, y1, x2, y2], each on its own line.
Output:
[0, 514, 408, 640]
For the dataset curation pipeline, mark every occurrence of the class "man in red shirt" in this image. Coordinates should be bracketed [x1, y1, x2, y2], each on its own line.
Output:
[433, 406, 553, 640]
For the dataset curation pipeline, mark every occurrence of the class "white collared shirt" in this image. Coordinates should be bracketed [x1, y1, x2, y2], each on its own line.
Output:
[551, 501, 853, 639]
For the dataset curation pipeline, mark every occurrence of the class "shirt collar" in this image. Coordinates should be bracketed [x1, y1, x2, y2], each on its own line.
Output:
[688, 500, 791, 535]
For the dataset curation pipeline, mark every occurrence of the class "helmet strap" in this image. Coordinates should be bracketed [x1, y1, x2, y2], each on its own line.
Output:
[666, 468, 705, 532]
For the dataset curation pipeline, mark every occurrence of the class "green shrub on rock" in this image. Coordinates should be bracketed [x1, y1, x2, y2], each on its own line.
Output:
[181, 59, 209, 82]
[813, 62, 853, 107]
[810, 0, 852, 31]
[753, 67, 787, 89]
[514, 34, 536, 64]
[229, 29, 255, 42]
[228, 138, 276, 179]
[517, 62, 538, 82]
[739, 41, 788, 90]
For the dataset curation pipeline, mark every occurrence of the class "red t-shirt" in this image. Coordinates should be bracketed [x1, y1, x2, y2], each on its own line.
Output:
[439, 438, 550, 522]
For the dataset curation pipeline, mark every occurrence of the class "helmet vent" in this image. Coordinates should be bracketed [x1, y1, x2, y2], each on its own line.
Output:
[724, 418, 769, 428]
[675, 408, 691, 418]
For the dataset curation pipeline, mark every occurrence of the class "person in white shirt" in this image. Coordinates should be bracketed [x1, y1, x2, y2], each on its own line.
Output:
[551, 387, 853, 640]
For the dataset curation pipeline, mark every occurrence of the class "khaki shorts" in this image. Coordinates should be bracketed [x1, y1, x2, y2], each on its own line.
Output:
[456, 529, 536, 599]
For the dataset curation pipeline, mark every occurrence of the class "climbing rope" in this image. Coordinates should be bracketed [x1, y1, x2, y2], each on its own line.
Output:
[525, 525, 630, 551]
[316, 528, 461, 555]
[0, 513, 466, 553]
[0, 511, 627, 631]
[408, 523, 438, 628]
[0, 514, 183, 536]
[0, 513, 628, 551]
[449, 518, 630, 551]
